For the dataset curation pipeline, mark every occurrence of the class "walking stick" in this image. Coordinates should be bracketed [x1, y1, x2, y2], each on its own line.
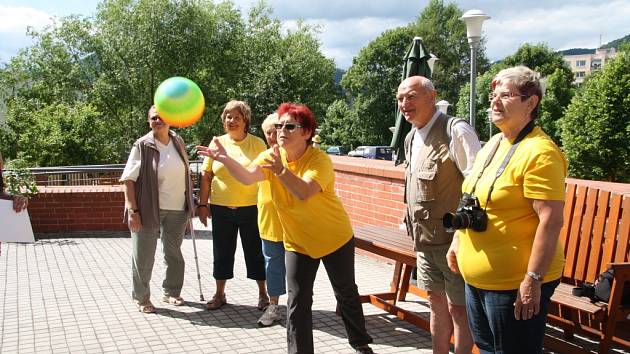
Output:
[189, 219, 205, 301]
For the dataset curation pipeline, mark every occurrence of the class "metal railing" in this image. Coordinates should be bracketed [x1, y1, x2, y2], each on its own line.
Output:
[7, 161, 205, 188]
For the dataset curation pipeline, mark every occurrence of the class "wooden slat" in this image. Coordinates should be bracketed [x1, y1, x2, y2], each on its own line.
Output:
[565, 185, 588, 279]
[615, 197, 630, 263]
[560, 183, 578, 248]
[586, 190, 610, 281]
[601, 195, 622, 273]
[574, 187, 599, 280]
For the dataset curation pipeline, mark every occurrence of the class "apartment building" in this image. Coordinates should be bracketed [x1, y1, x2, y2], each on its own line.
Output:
[563, 47, 617, 84]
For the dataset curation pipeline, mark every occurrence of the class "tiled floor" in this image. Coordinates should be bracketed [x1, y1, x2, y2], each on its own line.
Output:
[0, 220, 433, 354]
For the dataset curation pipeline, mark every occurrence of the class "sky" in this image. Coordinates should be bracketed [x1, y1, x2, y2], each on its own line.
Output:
[0, 0, 629, 69]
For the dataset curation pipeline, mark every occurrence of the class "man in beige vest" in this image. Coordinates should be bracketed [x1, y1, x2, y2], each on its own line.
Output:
[397, 76, 480, 354]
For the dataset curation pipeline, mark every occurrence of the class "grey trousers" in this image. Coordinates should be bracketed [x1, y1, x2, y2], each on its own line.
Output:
[131, 209, 188, 304]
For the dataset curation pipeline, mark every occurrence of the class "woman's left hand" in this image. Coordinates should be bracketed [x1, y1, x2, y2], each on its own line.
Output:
[514, 277, 541, 320]
[261, 144, 285, 175]
[12, 195, 28, 213]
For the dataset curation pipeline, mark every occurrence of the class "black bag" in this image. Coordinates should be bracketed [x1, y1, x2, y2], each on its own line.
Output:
[572, 269, 630, 304]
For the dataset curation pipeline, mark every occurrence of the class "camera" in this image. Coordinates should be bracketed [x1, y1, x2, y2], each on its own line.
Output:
[442, 193, 488, 232]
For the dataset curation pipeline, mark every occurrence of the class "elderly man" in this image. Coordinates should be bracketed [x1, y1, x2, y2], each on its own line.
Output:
[397, 76, 480, 354]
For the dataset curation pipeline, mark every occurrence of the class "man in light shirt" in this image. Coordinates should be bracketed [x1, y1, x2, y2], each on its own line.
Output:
[397, 76, 480, 354]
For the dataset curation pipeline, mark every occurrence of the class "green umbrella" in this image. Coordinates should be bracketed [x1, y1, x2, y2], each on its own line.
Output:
[390, 37, 432, 166]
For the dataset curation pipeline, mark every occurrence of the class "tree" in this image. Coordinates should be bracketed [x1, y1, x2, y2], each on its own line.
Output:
[332, 0, 488, 147]
[0, 0, 338, 165]
[456, 43, 574, 143]
[559, 48, 630, 182]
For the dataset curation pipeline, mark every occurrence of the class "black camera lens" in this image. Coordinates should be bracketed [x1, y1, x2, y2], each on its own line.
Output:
[443, 212, 472, 231]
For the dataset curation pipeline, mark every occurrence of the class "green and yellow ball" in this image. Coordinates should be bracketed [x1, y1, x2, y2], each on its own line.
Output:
[154, 77, 205, 128]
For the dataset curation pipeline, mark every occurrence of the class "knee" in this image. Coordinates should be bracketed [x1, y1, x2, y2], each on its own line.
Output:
[448, 303, 468, 321]
[428, 291, 448, 307]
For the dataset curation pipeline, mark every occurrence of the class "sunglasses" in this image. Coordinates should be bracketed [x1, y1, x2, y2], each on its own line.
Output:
[274, 123, 302, 131]
[150, 116, 162, 121]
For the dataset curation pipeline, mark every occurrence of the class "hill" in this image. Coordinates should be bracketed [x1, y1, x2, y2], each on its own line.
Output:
[558, 33, 629, 56]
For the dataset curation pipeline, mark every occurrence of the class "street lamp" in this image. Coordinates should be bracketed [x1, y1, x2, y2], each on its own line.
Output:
[486, 108, 493, 139]
[428, 54, 438, 75]
[436, 100, 450, 114]
[461, 9, 490, 132]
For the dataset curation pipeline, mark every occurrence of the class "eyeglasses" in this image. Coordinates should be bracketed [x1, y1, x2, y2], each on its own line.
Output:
[274, 123, 302, 131]
[488, 92, 530, 102]
[150, 116, 161, 121]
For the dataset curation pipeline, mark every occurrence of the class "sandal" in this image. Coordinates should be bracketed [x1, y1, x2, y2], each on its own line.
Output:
[257, 295, 270, 311]
[162, 295, 185, 306]
[206, 294, 226, 310]
[137, 302, 156, 314]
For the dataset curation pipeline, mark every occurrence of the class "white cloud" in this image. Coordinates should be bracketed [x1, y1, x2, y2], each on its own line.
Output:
[0, 5, 53, 32]
[0, 5, 55, 62]
[483, 1, 630, 60]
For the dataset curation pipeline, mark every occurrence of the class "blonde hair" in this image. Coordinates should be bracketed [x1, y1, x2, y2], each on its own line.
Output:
[261, 113, 279, 133]
[221, 100, 252, 132]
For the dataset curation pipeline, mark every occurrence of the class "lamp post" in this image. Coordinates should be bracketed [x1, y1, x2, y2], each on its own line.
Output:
[428, 54, 438, 76]
[486, 108, 493, 139]
[461, 9, 490, 133]
[436, 100, 450, 114]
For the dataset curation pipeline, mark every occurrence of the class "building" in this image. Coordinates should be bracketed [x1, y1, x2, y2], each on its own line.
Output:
[563, 47, 617, 84]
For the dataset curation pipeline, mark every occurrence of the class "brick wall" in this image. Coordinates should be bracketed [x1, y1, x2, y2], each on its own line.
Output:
[29, 185, 127, 233]
[331, 156, 406, 229]
[27, 157, 406, 233]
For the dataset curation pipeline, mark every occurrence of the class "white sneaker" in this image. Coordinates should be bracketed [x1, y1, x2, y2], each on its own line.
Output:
[257, 304, 281, 327]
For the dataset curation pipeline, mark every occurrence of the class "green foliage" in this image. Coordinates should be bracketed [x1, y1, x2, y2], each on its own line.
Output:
[327, 0, 487, 147]
[320, 99, 359, 148]
[0, 0, 337, 164]
[559, 50, 630, 182]
[456, 43, 574, 144]
[3, 159, 38, 197]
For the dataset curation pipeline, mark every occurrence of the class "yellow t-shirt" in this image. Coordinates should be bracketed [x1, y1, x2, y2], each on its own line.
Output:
[253, 147, 353, 258]
[457, 126, 567, 290]
[258, 180, 284, 242]
[201, 133, 266, 207]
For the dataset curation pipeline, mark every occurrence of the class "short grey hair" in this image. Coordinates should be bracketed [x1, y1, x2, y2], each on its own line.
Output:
[261, 113, 279, 132]
[492, 66, 543, 119]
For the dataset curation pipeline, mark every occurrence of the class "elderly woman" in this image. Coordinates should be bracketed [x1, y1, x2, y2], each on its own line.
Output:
[120, 105, 195, 314]
[197, 100, 269, 311]
[446, 66, 566, 353]
[0, 152, 29, 256]
[256, 113, 286, 327]
[197, 103, 374, 354]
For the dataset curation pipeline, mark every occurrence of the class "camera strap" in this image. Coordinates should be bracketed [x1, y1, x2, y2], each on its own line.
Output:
[469, 120, 536, 207]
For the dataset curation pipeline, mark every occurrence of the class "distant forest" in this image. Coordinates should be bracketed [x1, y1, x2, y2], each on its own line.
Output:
[558, 33, 630, 55]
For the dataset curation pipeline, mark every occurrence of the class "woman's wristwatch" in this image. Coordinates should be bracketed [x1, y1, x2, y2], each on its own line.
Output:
[197, 204, 208, 208]
[128, 208, 140, 215]
[526, 271, 543, 282]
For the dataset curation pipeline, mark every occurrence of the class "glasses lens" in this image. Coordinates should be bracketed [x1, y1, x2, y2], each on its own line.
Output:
[150, 116, 160, 121]
[275, 123, 297, 131]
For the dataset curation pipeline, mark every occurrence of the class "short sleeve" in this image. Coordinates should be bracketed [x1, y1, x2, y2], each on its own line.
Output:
[523, 143, 567, 201]
[119, 145, 141, 182]
[302, 152, 334, 191]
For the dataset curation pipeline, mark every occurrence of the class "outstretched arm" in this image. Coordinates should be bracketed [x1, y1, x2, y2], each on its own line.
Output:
[196, 137, 265, 185]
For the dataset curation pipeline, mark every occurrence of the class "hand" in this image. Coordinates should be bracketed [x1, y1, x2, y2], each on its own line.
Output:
[196, 137, 227, 161]
[514, 277, 541, 320]
[261, 144, 285, 175]
[446, 234, 460, 274]
[12, 195, 28, 213]
[128, 213, 142, 232]
[197, 205, 211, 226]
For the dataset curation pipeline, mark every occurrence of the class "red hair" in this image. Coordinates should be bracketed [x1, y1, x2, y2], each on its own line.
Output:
[276, 103, 317, 142]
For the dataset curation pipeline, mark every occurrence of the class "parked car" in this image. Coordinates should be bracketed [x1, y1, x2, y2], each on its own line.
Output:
[363, 146, 393, 160]
[348, 146, 368, 157]
[326, 146, 348, 155]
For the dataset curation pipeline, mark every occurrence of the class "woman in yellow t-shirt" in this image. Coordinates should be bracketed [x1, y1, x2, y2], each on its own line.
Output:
[196, 103, 374, 354]
[446, 66, 566, 354]
[197, 100, 269, 311]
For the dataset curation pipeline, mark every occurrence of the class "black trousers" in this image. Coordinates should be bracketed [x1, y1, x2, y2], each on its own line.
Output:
[210, 204, 265, 280]
[285, 237, 372, 354]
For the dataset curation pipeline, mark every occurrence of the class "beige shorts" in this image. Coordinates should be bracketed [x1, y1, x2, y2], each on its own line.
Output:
[416, 246, 465, 306]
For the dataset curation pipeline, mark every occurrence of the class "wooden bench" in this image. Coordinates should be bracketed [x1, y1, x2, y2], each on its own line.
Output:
[544, 178, 630, 354]
[353, 178, 630, 354]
